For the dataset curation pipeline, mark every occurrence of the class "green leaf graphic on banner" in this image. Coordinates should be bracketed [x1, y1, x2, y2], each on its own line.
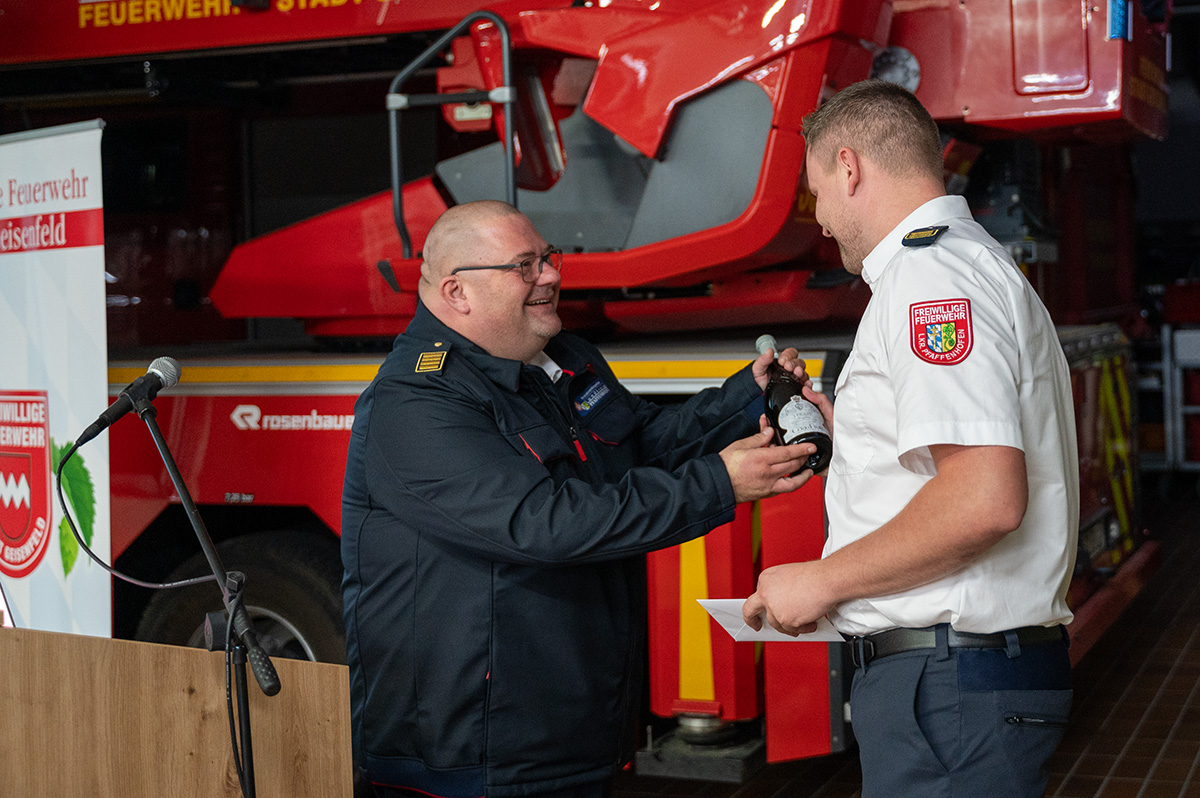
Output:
[51, 439, 96, 577]
[60, 517, 78, 575]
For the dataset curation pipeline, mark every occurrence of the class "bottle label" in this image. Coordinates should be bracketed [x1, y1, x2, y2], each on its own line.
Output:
[778, 396, 829, 443]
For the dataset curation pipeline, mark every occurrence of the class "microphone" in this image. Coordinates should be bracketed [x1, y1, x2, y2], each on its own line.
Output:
[76, 356, 181, 447]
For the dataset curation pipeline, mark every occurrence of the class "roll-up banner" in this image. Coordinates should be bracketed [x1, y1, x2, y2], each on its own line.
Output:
[0, 120, 111, 636]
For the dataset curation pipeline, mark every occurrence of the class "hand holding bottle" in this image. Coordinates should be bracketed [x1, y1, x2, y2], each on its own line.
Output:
[719, 416, 816, 502]
[773, 347, 834, 439]
[756, 334, 833, 474]
[751, 342, 808, 390]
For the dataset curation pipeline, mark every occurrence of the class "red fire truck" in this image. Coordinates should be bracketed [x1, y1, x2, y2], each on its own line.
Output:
[0, 0, 1168, 768]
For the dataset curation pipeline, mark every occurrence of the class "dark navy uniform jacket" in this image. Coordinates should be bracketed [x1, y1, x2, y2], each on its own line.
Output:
[342, 303, 762, 797]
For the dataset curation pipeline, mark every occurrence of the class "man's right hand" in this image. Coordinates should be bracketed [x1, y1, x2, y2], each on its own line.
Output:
[719, 416, 815, 503]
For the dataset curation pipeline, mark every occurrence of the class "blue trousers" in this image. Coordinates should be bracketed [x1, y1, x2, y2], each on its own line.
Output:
[851, 630, 1071, 797]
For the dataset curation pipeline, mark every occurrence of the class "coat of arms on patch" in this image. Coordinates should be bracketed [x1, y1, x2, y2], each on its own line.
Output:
[0, 391, 51, 578]
[910, 299, 973, 365]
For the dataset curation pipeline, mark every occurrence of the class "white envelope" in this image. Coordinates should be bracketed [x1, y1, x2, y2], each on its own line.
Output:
[698, 598, 844, 642]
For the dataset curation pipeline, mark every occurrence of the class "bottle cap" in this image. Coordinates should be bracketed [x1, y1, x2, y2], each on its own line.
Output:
[755, 334, 778, 357]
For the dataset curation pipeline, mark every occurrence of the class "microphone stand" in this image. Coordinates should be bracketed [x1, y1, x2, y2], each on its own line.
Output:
[132, 396, 281, 798]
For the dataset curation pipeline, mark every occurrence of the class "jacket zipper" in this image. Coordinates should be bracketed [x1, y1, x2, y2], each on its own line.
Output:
[568, 425, 588, 462]
[530, 369, 591, 466]
[1005, 715, 1068, 729]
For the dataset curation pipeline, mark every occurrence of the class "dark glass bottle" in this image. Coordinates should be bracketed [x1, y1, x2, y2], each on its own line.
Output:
[756, 334, 832, 474]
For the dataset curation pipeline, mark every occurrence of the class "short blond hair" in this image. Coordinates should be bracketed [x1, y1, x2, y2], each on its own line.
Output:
[802, 80, 943, 181]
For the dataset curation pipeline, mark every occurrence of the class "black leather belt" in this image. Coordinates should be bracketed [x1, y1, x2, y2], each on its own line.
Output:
[848, 624, 1066, 668]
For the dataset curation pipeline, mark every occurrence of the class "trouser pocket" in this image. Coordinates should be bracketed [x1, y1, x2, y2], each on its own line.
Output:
[851, 653, 952, 798]
[998, 689, 1073, 795]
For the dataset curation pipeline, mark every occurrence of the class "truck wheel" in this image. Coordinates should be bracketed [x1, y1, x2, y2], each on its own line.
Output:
[134, 530, 346, 664]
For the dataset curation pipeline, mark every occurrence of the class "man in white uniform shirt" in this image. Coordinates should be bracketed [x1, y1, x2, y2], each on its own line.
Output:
[743, 80, 1079, 797]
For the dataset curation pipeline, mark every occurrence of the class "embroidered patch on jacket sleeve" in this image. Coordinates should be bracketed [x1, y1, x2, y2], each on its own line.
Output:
[910, 299, 973, 365]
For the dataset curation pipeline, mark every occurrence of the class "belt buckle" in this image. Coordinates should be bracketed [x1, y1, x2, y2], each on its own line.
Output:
[850, 636, 875, 669]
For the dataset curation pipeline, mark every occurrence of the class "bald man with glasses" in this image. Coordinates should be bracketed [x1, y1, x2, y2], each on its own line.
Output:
[341, 200, 816, 798]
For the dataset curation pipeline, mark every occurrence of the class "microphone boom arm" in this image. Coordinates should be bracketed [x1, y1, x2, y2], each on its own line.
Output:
[132, 395, 281, 697]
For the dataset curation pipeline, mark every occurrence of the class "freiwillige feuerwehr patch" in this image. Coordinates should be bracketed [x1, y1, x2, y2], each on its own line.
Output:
[901, 225, 948, 247]
[415, 351, 447, 373]
[0, 391, 51, 579]
[910, 299, 973, 365]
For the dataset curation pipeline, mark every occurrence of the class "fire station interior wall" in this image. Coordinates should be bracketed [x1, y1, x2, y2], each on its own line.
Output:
[247, 109, 434, 239]
[1135, 76, 1200, 227]
[1132, 38, 1200, 293]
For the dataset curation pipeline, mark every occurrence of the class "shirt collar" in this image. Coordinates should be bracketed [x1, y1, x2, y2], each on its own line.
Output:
[527, 350, 564, 383]
[860, 195, 973, 288]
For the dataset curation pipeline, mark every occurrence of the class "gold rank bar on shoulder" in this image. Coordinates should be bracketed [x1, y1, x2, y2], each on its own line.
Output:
[902, 225, 949, 247]
[415, 351, 447, 373]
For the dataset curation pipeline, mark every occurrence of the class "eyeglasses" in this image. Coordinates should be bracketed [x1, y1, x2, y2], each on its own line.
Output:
[450, 248, 563, 283]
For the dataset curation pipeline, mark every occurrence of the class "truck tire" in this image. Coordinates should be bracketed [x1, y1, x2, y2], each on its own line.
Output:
[134, 530, 346, 664]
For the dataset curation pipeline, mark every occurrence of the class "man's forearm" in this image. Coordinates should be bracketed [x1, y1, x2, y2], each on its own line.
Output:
[819, 445, 1027, 606]
[636, 365, 762, 466]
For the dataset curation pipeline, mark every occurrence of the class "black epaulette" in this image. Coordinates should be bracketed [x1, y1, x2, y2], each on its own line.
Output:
[414, 342, 450, 374]
[901, 225, 949, 247]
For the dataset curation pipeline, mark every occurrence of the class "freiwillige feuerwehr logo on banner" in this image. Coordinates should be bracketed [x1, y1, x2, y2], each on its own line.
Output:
[0, 391, 51, 578]
[910, 299, 973, 366]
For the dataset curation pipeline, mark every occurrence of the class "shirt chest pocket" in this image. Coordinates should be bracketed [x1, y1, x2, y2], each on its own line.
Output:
[830, 352, 875, 476]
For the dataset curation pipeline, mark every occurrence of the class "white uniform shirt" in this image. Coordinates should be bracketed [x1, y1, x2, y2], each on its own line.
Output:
[825, 195, 1079, 636]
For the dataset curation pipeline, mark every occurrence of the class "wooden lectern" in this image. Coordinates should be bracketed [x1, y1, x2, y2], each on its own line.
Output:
[0, 627, 353, 797]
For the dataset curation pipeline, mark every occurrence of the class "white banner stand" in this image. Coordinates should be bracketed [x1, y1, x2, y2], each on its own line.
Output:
[0, 120, 111, 636]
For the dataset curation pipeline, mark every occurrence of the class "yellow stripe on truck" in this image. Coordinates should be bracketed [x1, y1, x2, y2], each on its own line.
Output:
[111, 358, 825, 387]
[678, 536, 716, 702]
[108, 363, 383, 386]
[608, 359, 824, 381]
